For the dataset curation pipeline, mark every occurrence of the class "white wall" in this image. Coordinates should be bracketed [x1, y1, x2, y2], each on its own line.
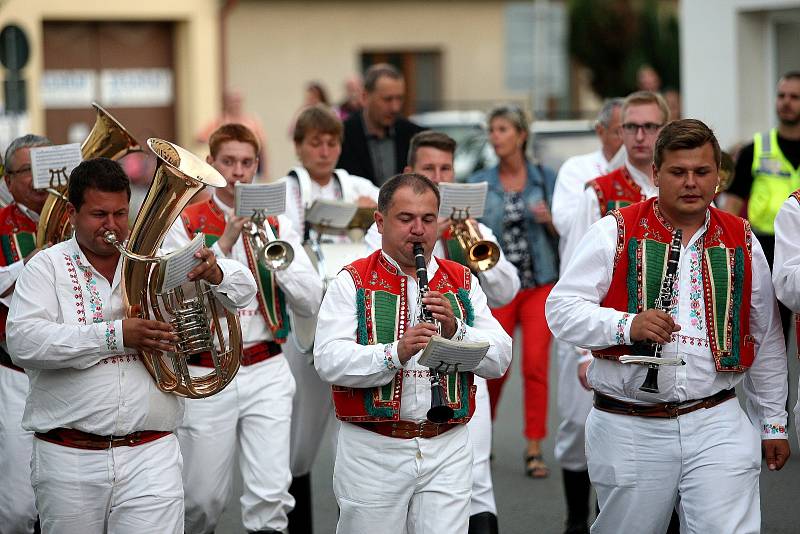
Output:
[681, 0, 800, 149]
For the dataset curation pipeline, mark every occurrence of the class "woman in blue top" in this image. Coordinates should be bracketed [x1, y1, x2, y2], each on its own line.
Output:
[468, 105, 559, 478]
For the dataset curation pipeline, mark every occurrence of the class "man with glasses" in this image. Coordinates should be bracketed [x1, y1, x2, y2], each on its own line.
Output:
[0, 134, 52, 534]
[563, 91, 669, 387]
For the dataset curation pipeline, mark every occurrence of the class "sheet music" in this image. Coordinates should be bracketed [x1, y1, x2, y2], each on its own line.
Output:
[157, 233, 205, 293]
[235, 180, 286, 217]
[417, 336, 490, 373]
[438, 182, 488, 219]
[30, 144, 83, 190]
[305, 199, 358, 229]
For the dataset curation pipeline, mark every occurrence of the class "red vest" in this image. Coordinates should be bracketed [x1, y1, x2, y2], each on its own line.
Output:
[588, 167, 645, 217]
[594, 198, 756, 372]
[331, 250, 477, 423]
[0, 203, 36, 341]
[180, 199, 289, 342]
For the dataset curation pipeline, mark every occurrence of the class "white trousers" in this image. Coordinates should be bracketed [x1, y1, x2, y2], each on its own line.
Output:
[178, 355, 296, 533]
[466, 376, 497, 516]
[0, 366, 37, 534]
[586, 398, 762, 534]
[334, 422, 473, 534]
[32, 433, 183, 534]
[554, 341, 593, 471]
[283, 342, 333, 476]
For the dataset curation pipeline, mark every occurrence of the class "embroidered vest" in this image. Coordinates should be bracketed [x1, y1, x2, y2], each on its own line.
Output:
[594, 198, 755, 372]
[0, 204, 36, 341]
[180, 199, 290, 342]
[331, 250, 477, 423]
[587, 167, 645, 217]
[440, 226, 468, 267]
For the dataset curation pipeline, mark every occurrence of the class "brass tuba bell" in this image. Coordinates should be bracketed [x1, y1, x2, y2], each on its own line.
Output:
[104, 138, 242, 399]
[36, 103, 141, 248]
[449, 209, 500, 273]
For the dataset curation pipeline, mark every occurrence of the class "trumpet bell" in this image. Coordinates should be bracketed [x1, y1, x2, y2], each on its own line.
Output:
[258, 239, 294, 271]
[467, 240, 501, 272]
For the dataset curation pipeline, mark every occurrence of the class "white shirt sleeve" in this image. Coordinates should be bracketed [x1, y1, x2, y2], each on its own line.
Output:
[545, 215, 634, 350]
[274, 215, 324, 317]
[313, 270, 401, 388]
[8, 253, 127, 370]
[742, 234, 789, 439]
[773, 198, 800, 312]
[461, 273, 513, 379]
[351, 175, 380, 202]
[0, 260, 25, 307]
[552, 157, 591, 237]
[208, 258, 259, 311]
[283, 175, 305, 235]
[474, 222, 520, 308]
[560, 186, 602, 272]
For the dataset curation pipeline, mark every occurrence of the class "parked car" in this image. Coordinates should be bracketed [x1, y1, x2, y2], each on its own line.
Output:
[529, 119, 596, 172]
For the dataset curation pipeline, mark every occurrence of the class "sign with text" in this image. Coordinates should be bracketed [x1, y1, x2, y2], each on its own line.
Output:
[40, 70, 96, 109]
[100, 68, 173, 107]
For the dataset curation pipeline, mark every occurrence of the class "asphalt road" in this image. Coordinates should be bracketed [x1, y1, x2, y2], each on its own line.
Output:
[217, 329, 800, 534]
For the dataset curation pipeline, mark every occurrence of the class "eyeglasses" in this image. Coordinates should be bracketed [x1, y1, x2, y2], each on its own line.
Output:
[621, 123, 664, 135]
[6, 165, 32, 176]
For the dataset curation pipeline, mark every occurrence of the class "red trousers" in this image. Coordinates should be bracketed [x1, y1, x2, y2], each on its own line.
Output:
[487, 283, 554, 440]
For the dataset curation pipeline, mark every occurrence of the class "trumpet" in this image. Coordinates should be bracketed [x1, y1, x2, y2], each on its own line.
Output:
[448, 208, 500, 272]
[244, 209, 294, 271]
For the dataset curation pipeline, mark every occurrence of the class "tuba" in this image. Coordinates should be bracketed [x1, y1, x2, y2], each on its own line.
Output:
[36, 103, 141, 248]
[104, 138, 242, 398]
[448, 209, 500, 273]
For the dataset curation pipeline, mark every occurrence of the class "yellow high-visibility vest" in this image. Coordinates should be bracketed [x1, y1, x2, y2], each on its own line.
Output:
[748, 128, 800, 234]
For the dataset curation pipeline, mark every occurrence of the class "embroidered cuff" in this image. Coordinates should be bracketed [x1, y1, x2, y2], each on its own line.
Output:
[105, 319, 125, 355]
[383, 342, 404, 370]
[615, 312, 633, 345]
[449, 318, 467, 342]
[761, 421, 788, 439]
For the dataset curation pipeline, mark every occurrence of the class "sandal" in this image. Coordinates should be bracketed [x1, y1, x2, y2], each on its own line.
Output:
[525, 454, 550, 479]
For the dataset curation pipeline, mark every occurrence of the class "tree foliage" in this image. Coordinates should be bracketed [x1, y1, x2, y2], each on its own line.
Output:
[569, 0, 680, 98]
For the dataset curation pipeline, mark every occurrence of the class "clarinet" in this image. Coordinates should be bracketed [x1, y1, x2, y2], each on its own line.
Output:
[639, 229, 682, 393]
[413, 243, 455, 424]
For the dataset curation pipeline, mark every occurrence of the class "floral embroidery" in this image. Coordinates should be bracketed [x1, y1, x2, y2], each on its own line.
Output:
[403, 369, 432, 379]
[383, 342, 398, 370]
[762, 423, 786, 435]
[687, 243, 705, 331]
[78, 257, 105, 324]
[105, 321, 118, 351]
[100, 354, 139, 365]
[64, 253, 86, 325]
[616, 313, 630, 345]
[670, 333, 709, 347]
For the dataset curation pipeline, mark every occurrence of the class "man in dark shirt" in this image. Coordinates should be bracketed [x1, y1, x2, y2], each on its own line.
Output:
[337, 63, 425, 186]
[724, 71, 800, 336]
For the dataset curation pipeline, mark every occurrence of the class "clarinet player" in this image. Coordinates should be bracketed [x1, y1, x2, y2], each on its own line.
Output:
[545, 119, 789, 534]
[314, 173, 511, 533]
